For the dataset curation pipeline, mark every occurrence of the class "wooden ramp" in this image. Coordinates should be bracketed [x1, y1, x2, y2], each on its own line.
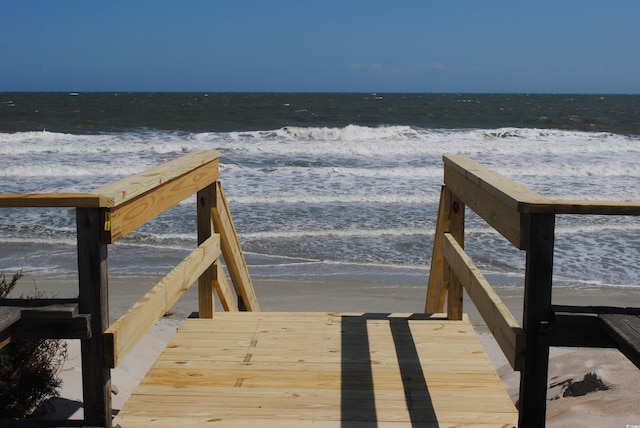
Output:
[113, 312, 517, 427]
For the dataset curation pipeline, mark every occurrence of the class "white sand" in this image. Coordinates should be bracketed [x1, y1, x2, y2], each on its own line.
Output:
[17, 274, 640, 425]
[42, 320, 178, 420]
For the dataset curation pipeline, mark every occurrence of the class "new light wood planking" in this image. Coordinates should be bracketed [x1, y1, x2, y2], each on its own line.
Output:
[113, 312, 517, 427]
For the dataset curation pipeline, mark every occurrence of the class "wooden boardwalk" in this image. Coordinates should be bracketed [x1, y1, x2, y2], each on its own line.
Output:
[113, 312, 517, 427]
[3, 152, 639, 427]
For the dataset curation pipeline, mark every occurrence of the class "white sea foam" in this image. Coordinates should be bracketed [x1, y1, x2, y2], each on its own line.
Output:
[240, 227, 429, 240]
[227, 194, 435, 205]
[1, 126, 639, 285]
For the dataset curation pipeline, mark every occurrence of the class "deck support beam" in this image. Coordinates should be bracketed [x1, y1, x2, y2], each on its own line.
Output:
[197, 184, 216, 318]
[518, 213, 555, 427]
[446, 191, 465, 320]
[77, 208, 112, 428]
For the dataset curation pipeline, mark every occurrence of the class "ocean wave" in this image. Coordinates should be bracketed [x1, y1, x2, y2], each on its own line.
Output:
[227, 194, 436, 205]
[2, 124, 638, 286]
[2, 126, 637, 161]
[240, 227, 429, 240]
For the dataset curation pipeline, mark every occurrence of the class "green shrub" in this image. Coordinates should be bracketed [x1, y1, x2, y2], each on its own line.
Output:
[0, 271, 68, 418]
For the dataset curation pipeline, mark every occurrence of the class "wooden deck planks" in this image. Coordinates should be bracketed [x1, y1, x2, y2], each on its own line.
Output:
[113, 312, 517, 427]
[599, 313, 640, 369]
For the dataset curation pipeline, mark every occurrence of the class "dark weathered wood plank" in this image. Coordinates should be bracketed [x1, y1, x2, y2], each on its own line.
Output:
[76, 207, 112, 427]
[0, 306, 21, 331]
[599, 313, 640, 369]
[0, 193, 104, 208]
[518, 214, 555, 428]
[526, 199, 640, 215]
[0, 298, 78, 308]
[12, 315, 91, 340]
[549, 311, 616, 348]
[20, 303, 79, 319]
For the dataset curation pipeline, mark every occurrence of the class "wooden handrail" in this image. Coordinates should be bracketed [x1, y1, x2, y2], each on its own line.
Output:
[98, 151, 220, 243]
[526, 199, 640, 215]
[444, 155, 640, 216]
[428, 155, 639, 427]
[442, 232, 525, 370]
[443, 155, 546, 249]
[0, 151, 220, 209]
[104, 234, 221, 368]
[90, 150, 220, 208]
[443, 155, 548, 210]
[0, 150, 258, 426]
[0, 193, 104, 208]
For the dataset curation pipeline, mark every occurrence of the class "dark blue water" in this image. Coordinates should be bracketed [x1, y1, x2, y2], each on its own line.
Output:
[2, 92, 639, 135]
[1, 92, 639, 287]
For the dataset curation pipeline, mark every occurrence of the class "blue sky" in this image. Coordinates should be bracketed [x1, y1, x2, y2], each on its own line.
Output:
[1, 1, 638, 93]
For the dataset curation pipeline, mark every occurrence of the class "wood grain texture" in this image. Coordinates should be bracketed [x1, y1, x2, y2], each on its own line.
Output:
[425, 186, 448, 313]
[527, 199, 640, 215]
[0, 307, 21, 332]
[76, 207, 112, 427]
[91, 150, 220, 207]
[113, 312, 517, 427]
[104, 158, 220, 243]
[105, 235, 220, 368]
[445, 192, 465, 321]
[212, 182, 259, 312]
[599, 313, 640, 369]
[443, 233, 524, 370]
[197, 184, 217, 318]
[443, 155, 546, 211]
[444, 162, 528, 249]
[0, 193, 104, 208]
[213, 260, 239, 312]
[0, 151, 220, 209]
[518, 214, 555, 428]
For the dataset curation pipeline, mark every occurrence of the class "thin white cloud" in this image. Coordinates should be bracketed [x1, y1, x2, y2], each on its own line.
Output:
[350, 62, 448, 75]
[415, 62, 448, 72]
[350, 62, 385, 73]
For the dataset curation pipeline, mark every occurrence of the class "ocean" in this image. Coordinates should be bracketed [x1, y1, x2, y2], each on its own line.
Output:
[1, 93, 639, 289]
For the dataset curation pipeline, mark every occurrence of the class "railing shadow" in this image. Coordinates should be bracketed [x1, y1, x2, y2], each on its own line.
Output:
[341, 314, 438, 428]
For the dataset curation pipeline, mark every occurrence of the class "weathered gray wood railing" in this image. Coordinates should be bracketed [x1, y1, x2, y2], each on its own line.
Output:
[0, 150, 258, 427]
[426, 155, 640, 427]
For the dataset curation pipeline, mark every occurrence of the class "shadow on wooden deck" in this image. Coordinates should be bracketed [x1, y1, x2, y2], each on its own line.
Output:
[341, 314, 437, 427]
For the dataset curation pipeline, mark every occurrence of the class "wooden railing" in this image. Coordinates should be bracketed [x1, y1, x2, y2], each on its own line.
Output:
[3, 152, 638, 427]
[0, 150, 258, 427]
[426, 155, 640, 427]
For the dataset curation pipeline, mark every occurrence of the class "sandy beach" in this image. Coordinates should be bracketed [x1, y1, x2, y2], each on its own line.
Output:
[13, 273, 640, 426]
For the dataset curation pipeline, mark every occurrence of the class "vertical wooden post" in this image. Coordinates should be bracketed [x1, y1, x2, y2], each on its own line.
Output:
[425, 186, 447, 313]
[426, 186, 465, 316]
[518, 213, 555, 428]
[76, 208, 111, 427]
[197, 184, 216, 318]
[446, 192, 465, 320]
[212, 181, 259, 312]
